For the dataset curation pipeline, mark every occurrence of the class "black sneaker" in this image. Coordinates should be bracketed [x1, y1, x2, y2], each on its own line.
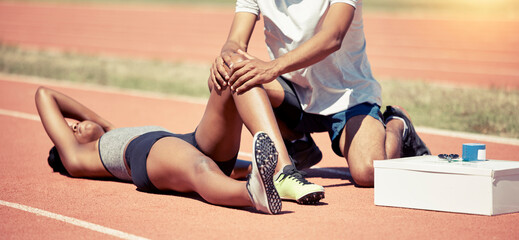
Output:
[284, 133, 322, 170]
[382, 106, 431, 157]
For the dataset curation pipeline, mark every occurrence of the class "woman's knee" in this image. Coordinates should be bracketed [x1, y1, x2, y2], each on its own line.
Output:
[193, 156, 221, 176]
[163, 155, 219, 192]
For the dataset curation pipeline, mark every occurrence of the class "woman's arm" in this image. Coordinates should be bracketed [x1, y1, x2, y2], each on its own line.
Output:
[228, 3, 355, 93]
[35, 87, 114, 175]
[36, 87, 114, 132]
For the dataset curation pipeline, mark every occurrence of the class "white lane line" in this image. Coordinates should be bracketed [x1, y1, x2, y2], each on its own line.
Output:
[2, 107, 517, 147]
[3, 73, 519, 146]
[237, 152, 251, 159]
[0, 109, 40, 122]
[416, 126, 519, 146]
[0, 200, 149, 240]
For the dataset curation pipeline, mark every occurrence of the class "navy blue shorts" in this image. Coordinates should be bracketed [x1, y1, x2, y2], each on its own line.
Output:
[275, 77, 383, 157]
[125, 131, 237, 192]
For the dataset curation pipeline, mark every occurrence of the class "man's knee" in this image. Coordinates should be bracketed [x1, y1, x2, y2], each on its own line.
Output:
[349, 160, 374, 187]
[342, 116, 386, 187]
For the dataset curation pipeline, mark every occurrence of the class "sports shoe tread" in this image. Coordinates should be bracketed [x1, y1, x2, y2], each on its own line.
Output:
[247, 132, 282, 214]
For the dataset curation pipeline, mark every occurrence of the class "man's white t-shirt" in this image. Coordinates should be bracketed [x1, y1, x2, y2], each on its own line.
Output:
[236, 0, 382, 115]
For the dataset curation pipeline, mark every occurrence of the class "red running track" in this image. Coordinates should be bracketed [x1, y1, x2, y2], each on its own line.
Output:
[1, 78, 519, 239]
[1, 2, 519, 239]
[0, 2, 518, 89]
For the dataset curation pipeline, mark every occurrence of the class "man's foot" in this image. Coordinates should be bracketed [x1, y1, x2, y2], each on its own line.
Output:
[285, 133, 322, 170]
[246, 132, 282, 214]
[383, 106, 431, 157]
[274, 165, 325, 205]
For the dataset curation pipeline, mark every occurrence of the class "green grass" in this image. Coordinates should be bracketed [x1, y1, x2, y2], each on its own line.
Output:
[380, 80, 519, 138]
[0, 45, 211, 98]
[1, 44, 518, 138]
[363, 0, 519, 18]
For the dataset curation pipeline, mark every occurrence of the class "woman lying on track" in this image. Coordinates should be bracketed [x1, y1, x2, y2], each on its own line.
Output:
[35, 85, 287, 214]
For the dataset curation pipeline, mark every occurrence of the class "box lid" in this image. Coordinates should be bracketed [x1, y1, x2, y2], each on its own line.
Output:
[374, 156, 519, 177]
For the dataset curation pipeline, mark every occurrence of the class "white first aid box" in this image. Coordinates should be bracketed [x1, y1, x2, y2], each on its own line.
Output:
[374, 156, 519, 215]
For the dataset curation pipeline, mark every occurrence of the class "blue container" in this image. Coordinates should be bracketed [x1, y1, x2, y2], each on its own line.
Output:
[462, 143, 486, 161]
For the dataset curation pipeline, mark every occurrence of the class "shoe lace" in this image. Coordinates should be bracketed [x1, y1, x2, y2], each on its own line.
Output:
[280, 167, 311, 185]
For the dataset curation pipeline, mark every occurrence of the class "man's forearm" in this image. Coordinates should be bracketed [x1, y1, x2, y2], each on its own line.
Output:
[220, 41, 243, 55]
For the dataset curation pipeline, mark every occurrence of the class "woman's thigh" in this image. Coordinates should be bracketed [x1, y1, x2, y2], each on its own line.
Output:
[195, 88, 242, 162]
[146, 137, 220, 192]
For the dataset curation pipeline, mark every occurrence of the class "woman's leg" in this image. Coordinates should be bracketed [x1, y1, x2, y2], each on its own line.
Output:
[196, 85, 292, 173]
[200, 83, 325, 205]
[195, 86, 243, 164]
[147, 135, 281, 214]
[232, 87, 293, 172]
[147, 137, 251, 206]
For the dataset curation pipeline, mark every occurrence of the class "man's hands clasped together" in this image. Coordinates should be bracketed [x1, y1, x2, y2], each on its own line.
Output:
[210, 49, 280, 93]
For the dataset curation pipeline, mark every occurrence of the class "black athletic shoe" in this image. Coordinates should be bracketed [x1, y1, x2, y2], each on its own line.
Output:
[285, 133, 322, 170]
[383, 106, 431, 157]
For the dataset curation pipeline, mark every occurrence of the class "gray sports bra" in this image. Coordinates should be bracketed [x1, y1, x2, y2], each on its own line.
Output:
[98, 126, 168, 181]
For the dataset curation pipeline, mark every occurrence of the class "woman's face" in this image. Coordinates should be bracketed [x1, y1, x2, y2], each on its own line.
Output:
[69, 120, 105, 144]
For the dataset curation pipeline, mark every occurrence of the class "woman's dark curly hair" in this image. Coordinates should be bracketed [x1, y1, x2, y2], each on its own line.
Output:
[48, 146, 69, 176]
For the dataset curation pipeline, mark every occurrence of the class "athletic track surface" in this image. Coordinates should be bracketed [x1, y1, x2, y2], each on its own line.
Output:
[1, 2, 518, 89]
[1, 2, 519, 239]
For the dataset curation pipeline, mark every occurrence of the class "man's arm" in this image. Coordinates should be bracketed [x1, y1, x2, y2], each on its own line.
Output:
[228, 3, 355, 93]
[209, 12, 257, 90]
